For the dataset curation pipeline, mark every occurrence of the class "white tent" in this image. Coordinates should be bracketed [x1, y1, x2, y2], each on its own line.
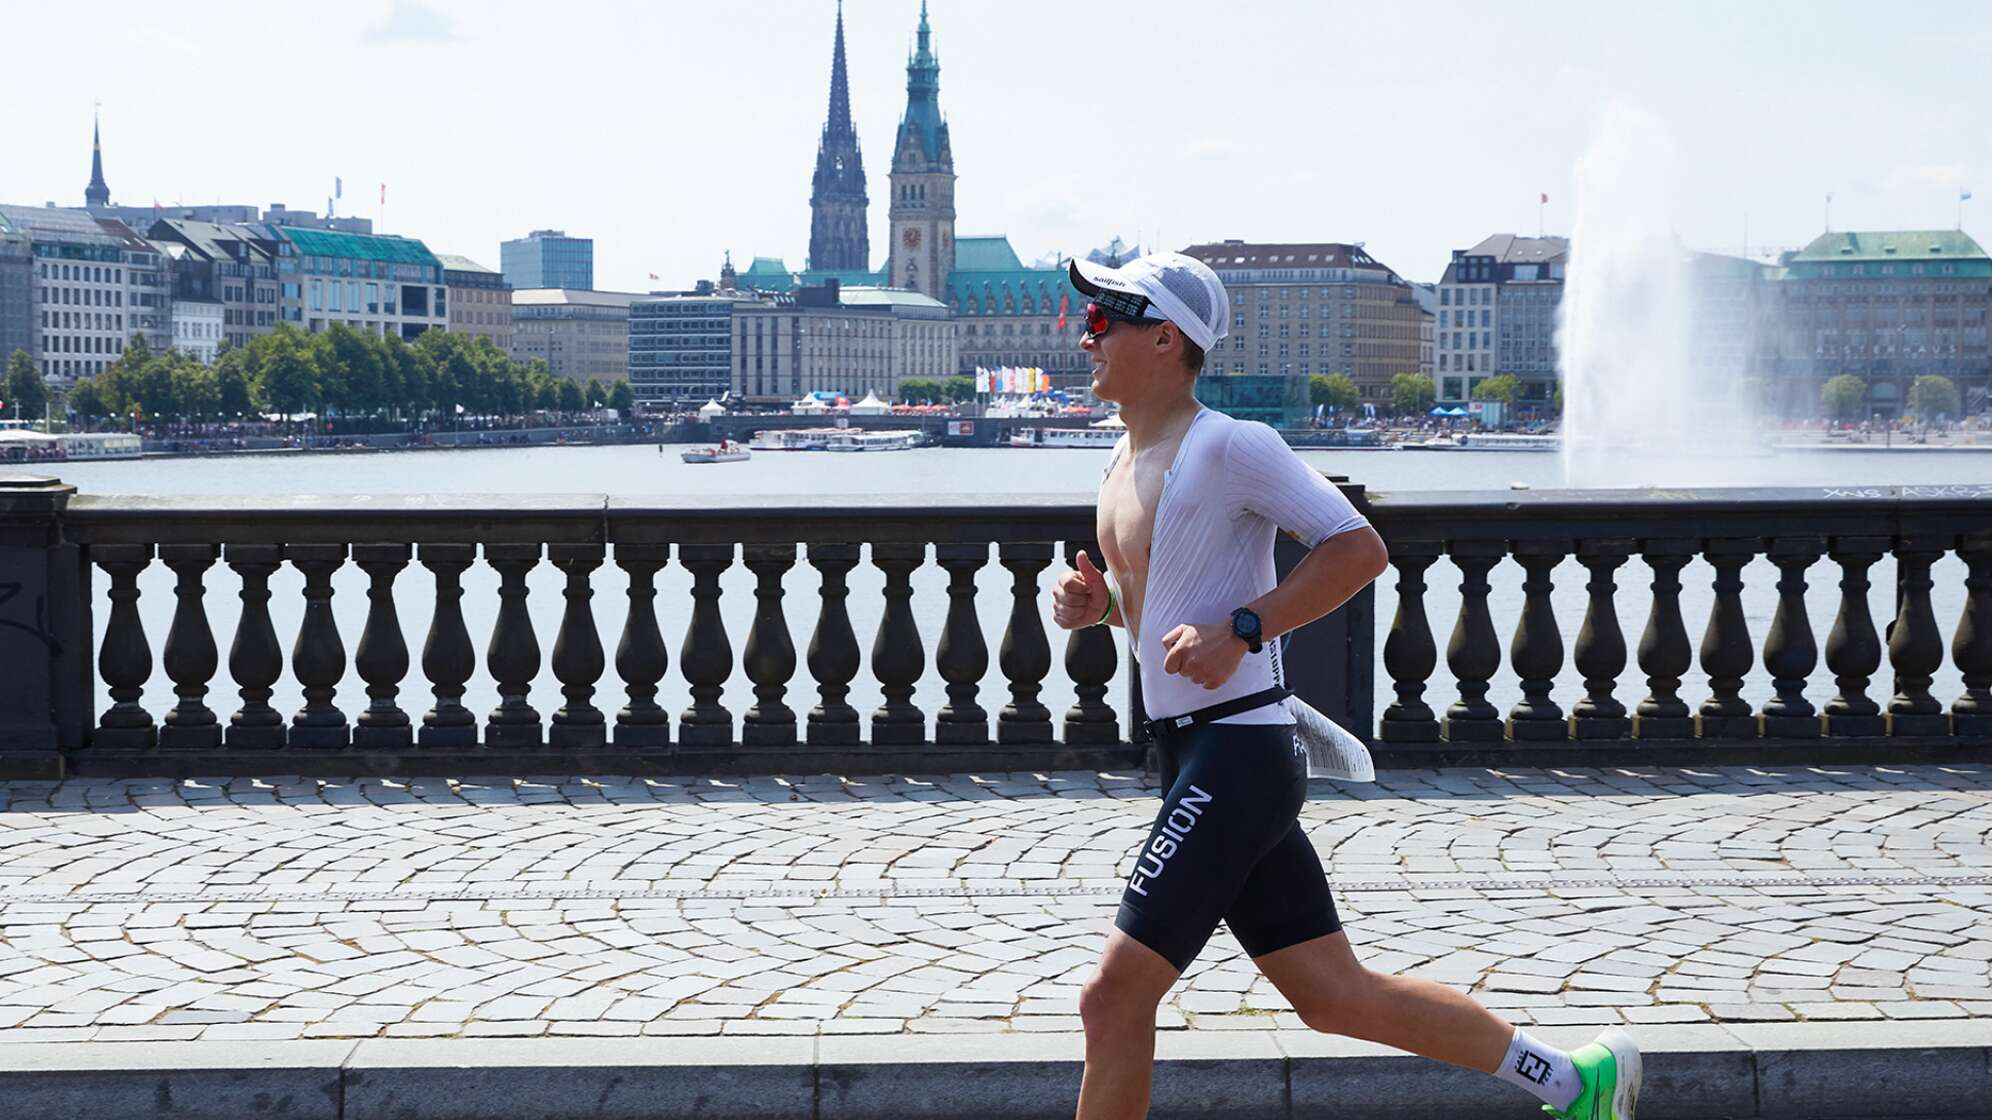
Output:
[697, 399, 727, 417]
[790, 396, 829, 415]
[848, 392, 891, 416]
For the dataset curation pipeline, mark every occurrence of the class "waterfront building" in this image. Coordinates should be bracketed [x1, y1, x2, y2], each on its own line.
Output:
[808, 2, 869, 272]
[438, 254, 513, 353]
[170, 299, 223, 364]
[265, 226, 448, 341]
[1435, 234, 1568, 412]
[501, 230, 593, 291]
[96, 219, 172, 353]
[1770, 229, 1991, 418]
[145, 220, 280, 350]
[629, 293, 750, 406]
[1181, 240, 1427, 411]
[0, 204, 137, 381]
[510, 288, 638, 382]
[734, 3, 1087, 392]
[730, 281, 954, 405]
[1411, 282, 1437, 378]
[0, 229, 33, 367]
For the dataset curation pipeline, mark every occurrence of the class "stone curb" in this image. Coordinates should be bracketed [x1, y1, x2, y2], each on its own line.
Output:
[0, 1021, 1987, 1119]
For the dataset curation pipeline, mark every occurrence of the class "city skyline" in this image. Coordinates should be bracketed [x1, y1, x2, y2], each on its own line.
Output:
[2, 0, 1986, 292]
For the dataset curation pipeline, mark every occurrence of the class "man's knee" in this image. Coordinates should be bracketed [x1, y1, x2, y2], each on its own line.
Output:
[1079, 967, 1165, 1032]
[1293, 967, 1379, 1036]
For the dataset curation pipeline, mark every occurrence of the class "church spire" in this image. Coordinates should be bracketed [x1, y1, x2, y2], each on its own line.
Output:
[85, 109, 110, 208]
[808, 0, 870, 271]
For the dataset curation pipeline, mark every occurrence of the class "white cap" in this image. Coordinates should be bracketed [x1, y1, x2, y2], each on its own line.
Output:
[1069, 251, 1230, 351]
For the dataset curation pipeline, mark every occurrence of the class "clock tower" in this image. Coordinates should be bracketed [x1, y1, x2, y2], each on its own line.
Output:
[888, 2, 955, 298]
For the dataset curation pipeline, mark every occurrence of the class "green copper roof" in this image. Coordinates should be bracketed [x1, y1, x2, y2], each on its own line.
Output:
[276, 226, 440, 267]
[953, 236, 1022, 271]
[1785, 230, 1990, 279]
[1792, 229, 1986, 263]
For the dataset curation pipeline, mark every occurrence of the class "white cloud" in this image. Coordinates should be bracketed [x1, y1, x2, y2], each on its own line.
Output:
[363, 0, 458, 45]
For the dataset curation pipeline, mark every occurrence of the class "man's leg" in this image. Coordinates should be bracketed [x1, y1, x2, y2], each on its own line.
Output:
[1075, 928, 1181, 1120]
[1252, 929, 1513, 1071]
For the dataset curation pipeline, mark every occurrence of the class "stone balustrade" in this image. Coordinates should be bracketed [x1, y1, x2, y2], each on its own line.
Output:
[0, 476, 1987, 778]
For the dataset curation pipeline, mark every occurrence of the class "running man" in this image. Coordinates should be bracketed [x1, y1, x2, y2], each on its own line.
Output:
[1052, 252, 1639, 1120]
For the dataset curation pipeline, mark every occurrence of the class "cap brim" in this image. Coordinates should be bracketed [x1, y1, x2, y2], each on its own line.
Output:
[1068, 258, 1141, 297]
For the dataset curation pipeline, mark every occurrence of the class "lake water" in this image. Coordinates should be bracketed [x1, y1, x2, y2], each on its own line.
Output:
[49, 442, 1985, 739]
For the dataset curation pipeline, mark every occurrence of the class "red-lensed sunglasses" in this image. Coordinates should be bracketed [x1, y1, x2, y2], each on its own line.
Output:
[1084, 301, 1164, 339]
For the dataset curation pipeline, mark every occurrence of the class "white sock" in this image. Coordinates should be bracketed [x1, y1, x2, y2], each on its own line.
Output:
[1496, 1028, 1582, 1110]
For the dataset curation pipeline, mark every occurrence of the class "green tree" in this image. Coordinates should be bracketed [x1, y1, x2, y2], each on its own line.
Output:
[606, 380, 635, 414]
[1820, 374, 1867, 422]
[944, 375, 977, 404]
[215, 347, 257, 417]
[253, 327, 321, 418]
[67, 377, 108, 421]
[1309, 373, 1359, 412]
[898, 378, 939, 403]
[1472, 374, 1518, 406]
[1389, 372, 1436, 417]
[4, 349, 46, 420]
[557, 378, 586, 413]
[1906, 375, 1960, 421]
[584, 379, 606, 408]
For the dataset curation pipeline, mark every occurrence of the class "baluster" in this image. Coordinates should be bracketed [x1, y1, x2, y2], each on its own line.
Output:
[1953, 534, 1992, 737]
[350, 544, 413, 750]
[417, 543, 478, 748]
[483, 542, 543, 748]
[1442, 541, 1504, 743]
[613, 544, 670, 748]
[1761, 536, 1824, 738]
[285, 543, 349, 749]
[1887, 536, 1950, 736]
[1634, 539, 1696, 739]
[155, 544, 221, 750]
[935, 542, 991, 745]
[1823, 536, 1888, 737]
[1507, 539, 1569, 741]
[997, 541, 1054, 744]
[1061, 540, 1118, 746]
[1379, 542, 1441, 743]
[223, 544, 285, 749]
[1697, 538, 1761, 739]
[1571, 539, 1632, 740]
[678, 543, 735, 747]
[805, 543, 861, 746]
[741, 544, 798, 748]
[549, 544, 607, 750]
[93, 544, 156, 749]
[870, 542, 926, 746]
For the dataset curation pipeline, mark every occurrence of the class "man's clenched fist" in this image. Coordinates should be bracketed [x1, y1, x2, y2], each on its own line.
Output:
[1053, 550, 1111, 630]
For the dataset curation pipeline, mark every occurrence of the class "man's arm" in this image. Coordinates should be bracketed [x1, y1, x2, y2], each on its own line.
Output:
[1244, 526, 1390, 642]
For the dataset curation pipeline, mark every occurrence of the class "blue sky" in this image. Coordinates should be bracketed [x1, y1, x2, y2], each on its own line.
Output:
[4, 0, 1985, 290]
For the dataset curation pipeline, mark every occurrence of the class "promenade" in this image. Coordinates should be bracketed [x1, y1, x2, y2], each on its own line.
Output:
[1, 763, 1988, 1117]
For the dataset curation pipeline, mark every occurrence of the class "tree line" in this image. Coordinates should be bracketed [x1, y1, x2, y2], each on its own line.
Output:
[12, 324, 636, 425]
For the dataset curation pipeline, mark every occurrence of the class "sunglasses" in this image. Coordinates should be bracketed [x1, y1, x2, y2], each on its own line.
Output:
[1084, 301, 1166, 339]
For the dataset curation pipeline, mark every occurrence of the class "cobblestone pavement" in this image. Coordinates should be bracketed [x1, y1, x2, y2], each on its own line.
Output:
[0, 765, 1987, 1044]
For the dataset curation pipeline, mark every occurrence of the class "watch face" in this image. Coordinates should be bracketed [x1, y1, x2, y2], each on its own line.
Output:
[902, 227, 922, 249]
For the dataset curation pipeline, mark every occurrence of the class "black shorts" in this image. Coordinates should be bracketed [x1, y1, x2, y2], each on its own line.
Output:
[1114, 722, 1342, 972]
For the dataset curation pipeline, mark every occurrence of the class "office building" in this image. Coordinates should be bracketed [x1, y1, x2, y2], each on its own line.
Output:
[439, 254, 513, 352]
[501, 230, 593, 291]
[511, 288, 637, 381]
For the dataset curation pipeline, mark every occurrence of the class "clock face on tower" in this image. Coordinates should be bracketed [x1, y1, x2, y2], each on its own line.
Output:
[902, 227, 922, 249]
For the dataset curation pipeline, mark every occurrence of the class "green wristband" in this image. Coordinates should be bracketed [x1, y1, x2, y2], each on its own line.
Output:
[1096, 585, 1115, 627]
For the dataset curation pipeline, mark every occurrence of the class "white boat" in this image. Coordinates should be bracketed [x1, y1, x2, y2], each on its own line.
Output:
[1458, 433, 1560, 452]
[1039, 426, 1124, 449]
[824, 430, 923, 452]
[1395, 434, 1465, 451]
[750, 428, 838, 451]
[681, 440, 752, 464]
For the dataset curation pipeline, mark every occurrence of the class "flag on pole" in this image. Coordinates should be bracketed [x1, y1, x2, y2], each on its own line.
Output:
[648, 273, 659, 280]
[1056, 292, 1069, 332]
[1965, 190, 1976, 202]
[335, 177, 343, 198]
[380, 183, 387, 205]
[1540, 193, 1548, 204]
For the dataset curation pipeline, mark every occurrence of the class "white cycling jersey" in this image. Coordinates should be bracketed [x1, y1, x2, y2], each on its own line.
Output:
[1103, 408, 1371, 725]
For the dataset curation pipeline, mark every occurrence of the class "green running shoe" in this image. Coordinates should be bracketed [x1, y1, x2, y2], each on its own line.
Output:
[1542, 1027, 1641, 1120]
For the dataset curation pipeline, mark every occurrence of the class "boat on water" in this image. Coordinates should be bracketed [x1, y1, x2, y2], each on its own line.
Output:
[1396, 432, 1560, 452]
[1012, 426, 1124, 449]
[824, 430, 924, 452]
[749, 427, 922, 452]
[0, 430, 144, 462]
[681, 439, 752, 464]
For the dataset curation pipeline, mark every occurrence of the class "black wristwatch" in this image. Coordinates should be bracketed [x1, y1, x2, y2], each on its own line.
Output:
[1230, 607, 1264, 654]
